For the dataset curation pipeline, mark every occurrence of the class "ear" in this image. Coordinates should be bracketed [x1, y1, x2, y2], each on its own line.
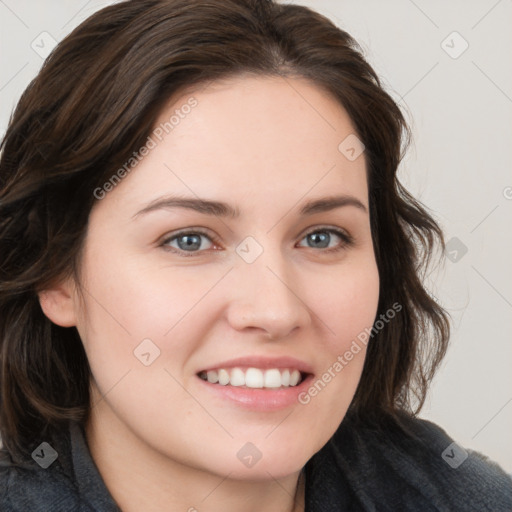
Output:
[38, 277, 78, 327]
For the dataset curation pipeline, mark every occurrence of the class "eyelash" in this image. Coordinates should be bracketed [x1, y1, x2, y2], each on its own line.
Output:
[160, 226, 354, 257]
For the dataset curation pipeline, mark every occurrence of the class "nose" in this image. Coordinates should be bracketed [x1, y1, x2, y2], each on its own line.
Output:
[226, 247, 312, 340]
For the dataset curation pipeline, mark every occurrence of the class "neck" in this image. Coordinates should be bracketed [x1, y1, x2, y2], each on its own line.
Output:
[85, 401, 306, 512]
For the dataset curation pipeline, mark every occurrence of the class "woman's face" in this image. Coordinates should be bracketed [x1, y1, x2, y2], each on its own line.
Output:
[64, 75, 379, 479]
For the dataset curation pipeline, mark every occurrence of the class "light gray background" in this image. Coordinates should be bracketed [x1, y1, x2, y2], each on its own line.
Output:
[1, 0, 511, 472]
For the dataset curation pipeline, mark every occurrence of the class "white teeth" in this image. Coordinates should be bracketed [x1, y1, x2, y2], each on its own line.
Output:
[207, 370, 218, 383]
[245, 368, 264, 388]
[200, 367, 305, 389]
[289, 369, 301, 386]
[230, 367, 245, 386]
[264, 369, 282, 388]
[218, 369, 230, 385]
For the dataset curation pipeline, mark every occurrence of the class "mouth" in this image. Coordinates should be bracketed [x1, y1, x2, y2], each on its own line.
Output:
[194, 355, 315, 411]
[197, 367, 310, 389]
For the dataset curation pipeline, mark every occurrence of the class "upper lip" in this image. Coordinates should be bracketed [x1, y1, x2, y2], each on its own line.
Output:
[197, 355, 314, 375]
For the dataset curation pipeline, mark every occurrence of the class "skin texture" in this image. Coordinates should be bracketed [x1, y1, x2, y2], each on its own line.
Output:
[39, 75, 380, 512]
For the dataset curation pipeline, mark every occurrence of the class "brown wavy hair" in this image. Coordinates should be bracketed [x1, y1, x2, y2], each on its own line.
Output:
[0, 0, 449, 461]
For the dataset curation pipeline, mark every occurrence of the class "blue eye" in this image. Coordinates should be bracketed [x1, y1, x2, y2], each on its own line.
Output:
[160, 227, 353, 257]
[162, 230, 215, 254]
[298, 228, 353, 252]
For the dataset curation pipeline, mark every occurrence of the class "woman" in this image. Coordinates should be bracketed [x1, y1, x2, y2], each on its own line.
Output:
[0, 0, 510, 510]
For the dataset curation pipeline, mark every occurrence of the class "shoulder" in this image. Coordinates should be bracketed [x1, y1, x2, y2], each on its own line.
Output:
[324, 412, 512, 511]
[0, 441, 84, 512]
[1, 423, 120, 512]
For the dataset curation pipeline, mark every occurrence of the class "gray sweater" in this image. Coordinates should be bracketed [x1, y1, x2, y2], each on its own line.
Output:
[1, 413, 511, 511]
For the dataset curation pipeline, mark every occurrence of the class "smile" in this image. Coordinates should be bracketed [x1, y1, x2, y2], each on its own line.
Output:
[198, 367, 304, 389]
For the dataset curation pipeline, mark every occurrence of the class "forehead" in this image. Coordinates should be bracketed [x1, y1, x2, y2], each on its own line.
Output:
[95, 74, 368, 218]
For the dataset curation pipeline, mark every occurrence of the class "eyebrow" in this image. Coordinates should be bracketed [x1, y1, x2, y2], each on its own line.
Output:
[132, 194, 367, 219]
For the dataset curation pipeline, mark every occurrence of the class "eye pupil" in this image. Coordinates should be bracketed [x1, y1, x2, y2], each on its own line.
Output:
[178, 234, 201, 251]
[308, 232, 330, 248]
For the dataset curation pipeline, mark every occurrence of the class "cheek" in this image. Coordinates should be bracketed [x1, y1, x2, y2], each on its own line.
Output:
[73, 251, 178, 385]
[309, 255, 380, 351]
[77, 247, 208, 342]
[297, 255, 379, 413]
[74, 248, 234, 412]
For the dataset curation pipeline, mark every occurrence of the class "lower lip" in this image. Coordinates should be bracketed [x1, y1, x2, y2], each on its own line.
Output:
[195, 374, 314, 411]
